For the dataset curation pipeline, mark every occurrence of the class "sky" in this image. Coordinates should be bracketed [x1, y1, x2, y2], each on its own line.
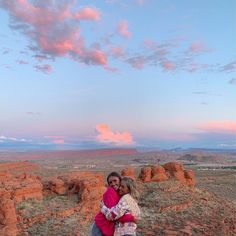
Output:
[0, 0, 236, 150]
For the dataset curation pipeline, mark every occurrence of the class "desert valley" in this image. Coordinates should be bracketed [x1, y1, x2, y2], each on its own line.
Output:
[0, 148, 236, 236]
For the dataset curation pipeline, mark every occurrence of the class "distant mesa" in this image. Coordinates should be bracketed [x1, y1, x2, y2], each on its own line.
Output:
[0, 148, 138, 161]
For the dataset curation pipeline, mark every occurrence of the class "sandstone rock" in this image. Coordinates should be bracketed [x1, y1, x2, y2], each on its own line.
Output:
[0, 173, 43, 203]
[12, 176, 43, 203]
[139, 166, 152, 182]
[163, 162, 184, 172]
[121, 167, 136, 179]
[151, 165, 168, 182]
[0, 189, 18, 236]
[172, 171, 186, 183]
[184, 170, 196, 186]
[45, 177, 66, 195]
[77, 177, 106, 221]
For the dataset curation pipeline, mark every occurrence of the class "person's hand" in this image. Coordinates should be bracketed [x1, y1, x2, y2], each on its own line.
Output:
[100, 200, 105, 208]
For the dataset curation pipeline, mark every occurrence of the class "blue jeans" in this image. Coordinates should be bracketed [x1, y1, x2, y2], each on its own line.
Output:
[90, 222, 103, 236]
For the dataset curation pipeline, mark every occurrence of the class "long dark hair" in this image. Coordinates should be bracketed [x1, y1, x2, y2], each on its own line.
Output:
[106, 171, 122, 184]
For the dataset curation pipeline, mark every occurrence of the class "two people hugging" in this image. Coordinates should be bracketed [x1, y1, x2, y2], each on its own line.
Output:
[91, 172, 141, 236]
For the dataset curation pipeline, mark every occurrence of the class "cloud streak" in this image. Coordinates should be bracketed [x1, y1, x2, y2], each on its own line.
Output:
[34, 64, 53, 74]
[44, 135, 65, 145]
[0, 135, 28, 142]
[197, 120, 236, 134]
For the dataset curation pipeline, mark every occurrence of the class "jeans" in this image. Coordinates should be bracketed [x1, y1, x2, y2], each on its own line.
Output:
[90, 222, 103, 236]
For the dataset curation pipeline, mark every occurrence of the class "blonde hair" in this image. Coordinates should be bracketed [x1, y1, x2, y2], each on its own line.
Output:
[121, 176, 139, 201]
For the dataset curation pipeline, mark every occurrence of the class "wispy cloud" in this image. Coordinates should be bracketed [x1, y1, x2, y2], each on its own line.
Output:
[126, 55, 146, 69]
[197, 120, 236, 134]
[187, 41, 212, 54]
[124, 39, 214, 72]
[221, 60, 236, 72]
[33, 54, 53, 62]
[229, 78, 236, 84]
[117, 20, 132, 38]
[74, 7, 101, 21]
[0, 135, 28, 142]
[161, 61, 175, 71]
[96, 123, 134, 145]
[44, 135, 65, 145]
[34, 64, 52, 74]
[26, 112, 41, 115]
[16, 60, 28, 64]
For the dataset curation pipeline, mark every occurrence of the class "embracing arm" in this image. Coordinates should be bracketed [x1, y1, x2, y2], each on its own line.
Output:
[101, 195, 131, 221]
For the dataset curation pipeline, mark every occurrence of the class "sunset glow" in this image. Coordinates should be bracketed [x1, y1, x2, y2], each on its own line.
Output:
[0, 0, 235, 150]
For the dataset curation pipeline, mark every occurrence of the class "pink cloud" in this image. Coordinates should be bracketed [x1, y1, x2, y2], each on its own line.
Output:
[0, 1, 108, 68]
[75, 7, 101, 21]
[80, 49, 108, 65]
[198, 121, 236, 133]
[111, 47, 125, 57]
[161, 61, 175, 70]
[188, 42, 211, 54]
[127, 56, 146, 69]
[143, 39, 157, 49]
[117, 20, 132, 38]
[52, 139, 65, 144]
[137, 0, 146, 5]
[34, 64, 53, 74]
[96, 124, 134, 145]
[44, 135, 65, 145]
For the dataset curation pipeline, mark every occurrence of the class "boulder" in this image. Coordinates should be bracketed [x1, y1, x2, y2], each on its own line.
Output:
[139, 167, 152, 182]
[77, 177, 106, 221]
[151, 165, 168, 182]
[163, 162, 184, 172]
[121, 167, 136, 179]
[0, 189, 18, 236]
[12, 175, 43, 203]
[184, 170, 196, 186]
[45, 177, 66, 195]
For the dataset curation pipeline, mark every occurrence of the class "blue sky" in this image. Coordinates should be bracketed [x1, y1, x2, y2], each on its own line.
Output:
[0, 0, 236, 150]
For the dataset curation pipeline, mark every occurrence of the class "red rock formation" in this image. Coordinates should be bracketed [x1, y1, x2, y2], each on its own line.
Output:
[15, 175, 42, 203]
[121, 167, 136, 179]
[77, 177, 106, 221]
[163, 162, 193, 185]
[163, 162, 184, 172]
[151, 165, 169, 182]
[138, 162, 196, 186]
[0, 189, 18, 236]
[184, 170, 196, 186]
[139, 166, 152, 182]
[1, 174, 43, 203]
[44, 177, 66, 195]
